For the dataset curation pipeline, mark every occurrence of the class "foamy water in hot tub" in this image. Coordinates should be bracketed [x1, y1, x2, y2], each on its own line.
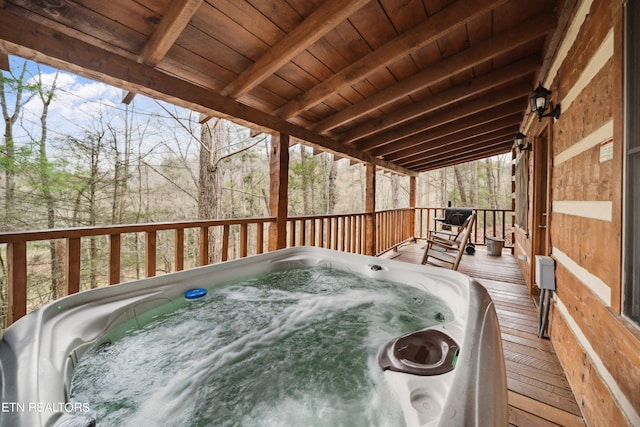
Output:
[69, 267, 454, 427]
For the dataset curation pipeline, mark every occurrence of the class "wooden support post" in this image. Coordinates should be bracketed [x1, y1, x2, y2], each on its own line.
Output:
[409, 176, 417, 240]
[109, 234, 121, 284]
[175, 229, 184, 271]
[268, 133, 289, 251]
[7, 242, 27, 326]
[66, 237, 81, 295]
[145, 230, 156, 277]
[365, 163, 376, 255]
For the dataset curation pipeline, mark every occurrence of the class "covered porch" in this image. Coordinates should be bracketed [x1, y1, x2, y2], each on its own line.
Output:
[2, 0, 638, 425]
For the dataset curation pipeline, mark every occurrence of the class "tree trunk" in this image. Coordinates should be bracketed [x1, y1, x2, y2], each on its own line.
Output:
[454, 165, 469, 205]
[485, 158, 499, 209]
[198, 118, 222, 263]
[0, 61, 30, 231]
[327, 156, 337, 214]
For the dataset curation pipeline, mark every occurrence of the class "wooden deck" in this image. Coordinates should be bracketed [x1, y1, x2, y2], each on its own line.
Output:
[381, 242, 585, 427]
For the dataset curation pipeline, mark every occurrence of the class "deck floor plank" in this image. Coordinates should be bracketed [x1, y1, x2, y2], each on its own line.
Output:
[380, 243, 585, 426]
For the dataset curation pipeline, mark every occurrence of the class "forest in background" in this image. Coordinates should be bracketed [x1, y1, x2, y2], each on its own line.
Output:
[0, 58, 512, 326]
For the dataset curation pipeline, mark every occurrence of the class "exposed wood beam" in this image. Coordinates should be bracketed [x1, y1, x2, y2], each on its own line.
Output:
[401, 134, 514, 169]
[413, 143, 513, 172]
[341, 56, 539, 144]
[358, 97, 529, 157]
[275, 0, 509, 119]
[121, 90, 136, 105]
[314, 14, 554, 134]
[123, 0, 203, 104]
[384, 115, 521, 162]
[221, 0, 369, 99]
[139, 0, 203, 66]
[0, 10, 415, 176]
[0, 52, 8, 71]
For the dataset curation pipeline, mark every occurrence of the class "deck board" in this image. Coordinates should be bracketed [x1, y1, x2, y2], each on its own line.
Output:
[380, 242, 585, 426]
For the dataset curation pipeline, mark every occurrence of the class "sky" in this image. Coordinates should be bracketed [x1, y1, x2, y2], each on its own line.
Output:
[3, 55, 201, 161]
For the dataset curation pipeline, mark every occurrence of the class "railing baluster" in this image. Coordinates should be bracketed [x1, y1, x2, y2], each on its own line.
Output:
[145, 231, 157, 277]
[109, 234, 121, 284]
[221, 225, 230, 262]
[66, 237, 81, 294]
[240, 223, 248, 258]
[256, 222, 264, 254]
[310, 218, 316, 246]
[175, 229, 184, 271]
[7, 241, 27, 326]
[199, 227, 208, 266]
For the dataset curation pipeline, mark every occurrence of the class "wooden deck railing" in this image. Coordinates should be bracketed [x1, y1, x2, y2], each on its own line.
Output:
[286, 213, 368, 254]
[415, 207, 515, 248]
[0, 207, 513, 327]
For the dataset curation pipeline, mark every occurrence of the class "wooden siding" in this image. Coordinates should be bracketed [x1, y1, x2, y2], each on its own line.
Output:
[517, 0, 639, 425]
[381, 243, 585, 427]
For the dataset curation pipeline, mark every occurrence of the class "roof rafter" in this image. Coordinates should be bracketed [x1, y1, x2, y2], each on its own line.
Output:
[221, 0, 370, 99]
[386, 115, 521, 163]
[412, 142, 513, 172]
[404, 135, 514, 169]
[341, 56, 539, 144]
[360, 91, 527, 154]
[275, 0, 510, 120]
[314, 13, 554, 134]
[368, 100, 525, 157]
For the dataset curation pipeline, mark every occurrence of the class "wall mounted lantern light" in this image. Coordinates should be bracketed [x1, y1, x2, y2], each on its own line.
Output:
[515, 132, 532, 152]
[529, 84, 561, 121]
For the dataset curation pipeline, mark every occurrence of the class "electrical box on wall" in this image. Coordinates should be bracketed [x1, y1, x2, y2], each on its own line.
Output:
[535, 256, 556, 290]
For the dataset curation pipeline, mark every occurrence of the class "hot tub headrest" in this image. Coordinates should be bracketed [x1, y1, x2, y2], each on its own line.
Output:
[443, 208, 473, 226]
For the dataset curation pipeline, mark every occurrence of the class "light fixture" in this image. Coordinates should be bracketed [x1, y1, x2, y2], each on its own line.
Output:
[529, 84, 561, 121]
[514, 132, 532, 152]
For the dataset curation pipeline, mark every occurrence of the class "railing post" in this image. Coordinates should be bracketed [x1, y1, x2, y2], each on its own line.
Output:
[66, 237, 81, 295]
[109, 234, 121, 284]
[7, 242, 27, 326]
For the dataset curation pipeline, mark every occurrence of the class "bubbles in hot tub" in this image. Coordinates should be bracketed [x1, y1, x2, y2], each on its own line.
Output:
[69, 267, 454, 427]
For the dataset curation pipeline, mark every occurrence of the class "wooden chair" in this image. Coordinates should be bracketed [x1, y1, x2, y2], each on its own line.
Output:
[421, 212, 476, 270]
[429, 214, 473, 243]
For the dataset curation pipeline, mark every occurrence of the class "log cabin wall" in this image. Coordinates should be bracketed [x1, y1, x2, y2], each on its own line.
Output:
[516, 0, 640, 425]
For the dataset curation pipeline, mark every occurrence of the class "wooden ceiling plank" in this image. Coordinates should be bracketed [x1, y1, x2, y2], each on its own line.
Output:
[138, 0, 204, 66]
[121, 90, 136, 104]
[341, 55, 539, 144]
[358, 93, 527, 153]
[276, 0, 510, 119]
[0, 9, 415, 176]
[314, 14, 554, 134]
[373, 108, 522, 158]
[221, 0, 370, 99]
[386, 115, 520, 162]
[403, 135, 513, 168]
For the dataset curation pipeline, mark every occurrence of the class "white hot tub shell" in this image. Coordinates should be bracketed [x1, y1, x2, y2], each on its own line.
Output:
[0, 247, 507, 427]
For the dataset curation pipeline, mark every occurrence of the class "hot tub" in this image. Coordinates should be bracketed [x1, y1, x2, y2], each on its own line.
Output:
[0, 247, 507, 427]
